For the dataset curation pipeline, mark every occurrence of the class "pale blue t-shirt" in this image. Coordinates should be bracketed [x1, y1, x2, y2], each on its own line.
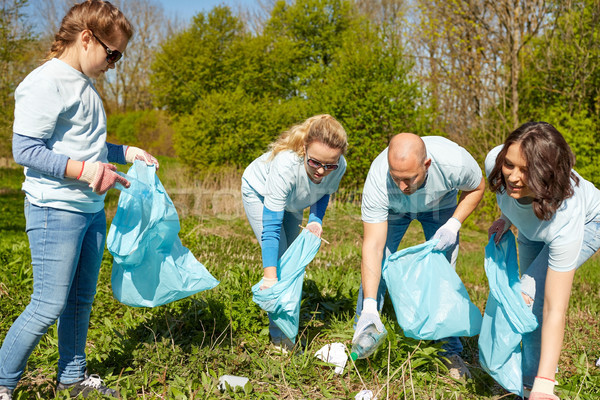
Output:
[362, 136, 483, 223]
[13, 58, 109, 213]
[242, 150, 347, 213]
[485, 145, 600, 272]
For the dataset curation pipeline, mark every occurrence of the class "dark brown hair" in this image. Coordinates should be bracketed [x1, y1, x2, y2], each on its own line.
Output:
[45, 0, 133, 61]
[488, 121, 579, 220]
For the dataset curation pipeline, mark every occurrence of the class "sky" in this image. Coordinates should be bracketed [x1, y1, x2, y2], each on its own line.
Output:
[156, 0, 261, 22]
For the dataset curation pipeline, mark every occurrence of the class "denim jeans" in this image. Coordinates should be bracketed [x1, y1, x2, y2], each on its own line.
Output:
[0, 200, 106, 389]
[241, 184, 302, 346]
[355, 207, 464, 355]
[519, 218, 600, 387]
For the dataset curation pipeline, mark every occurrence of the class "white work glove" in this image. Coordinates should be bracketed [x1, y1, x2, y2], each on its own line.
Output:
[520, 274, 536, 308]
[125, 146, 159, 168]
[488, 215, 511, 244]
[260, 277, 278, 291]
[432, 217, 461, 251]
[78, 161, 130, 195]
[305, 221, 323, 238]
[353, 298, 384, 342]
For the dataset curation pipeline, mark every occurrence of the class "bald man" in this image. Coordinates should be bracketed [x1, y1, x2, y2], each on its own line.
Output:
[354, 133, 485, 379]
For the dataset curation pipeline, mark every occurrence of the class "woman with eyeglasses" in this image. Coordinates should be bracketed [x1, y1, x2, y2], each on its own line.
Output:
[242, 114, 348, 350]
[485, 121, 600, 400]
[0, 1, 158, 399]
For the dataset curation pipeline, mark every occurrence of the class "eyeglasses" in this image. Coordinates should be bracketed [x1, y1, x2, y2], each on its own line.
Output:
[306, 157, 339, 171]
[91, 32, 123, 64]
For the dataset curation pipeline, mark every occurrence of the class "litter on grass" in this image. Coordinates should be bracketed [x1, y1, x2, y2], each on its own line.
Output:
[314, 343, 348, 374]
[355, 389, 376, 400]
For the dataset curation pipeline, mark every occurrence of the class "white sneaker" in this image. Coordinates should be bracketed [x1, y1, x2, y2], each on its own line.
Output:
[0, 386, 12, 400]
[443, 354, 472, 380]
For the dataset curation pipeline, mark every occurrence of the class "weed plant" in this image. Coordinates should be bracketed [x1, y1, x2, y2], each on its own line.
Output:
[0, 165, 598, 399]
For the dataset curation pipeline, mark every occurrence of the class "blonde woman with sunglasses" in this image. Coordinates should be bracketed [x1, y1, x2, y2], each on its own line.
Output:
[241, 114, 348, 350]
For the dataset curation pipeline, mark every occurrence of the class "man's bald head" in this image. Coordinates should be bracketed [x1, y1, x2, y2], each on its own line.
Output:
[388, 133, 427, 165]
[387, 133, 431, 195]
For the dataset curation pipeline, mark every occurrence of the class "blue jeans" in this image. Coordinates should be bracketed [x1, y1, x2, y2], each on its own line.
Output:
[242, 184, 302, 346]
[0, 201, 106, 389]
[519, 218, 600, 387]
[355, 207, 464, 355]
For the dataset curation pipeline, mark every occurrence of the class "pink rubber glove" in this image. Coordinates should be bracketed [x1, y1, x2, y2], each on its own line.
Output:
[78, 161, 130, 194]
[528, 392, 559, 400]
[125, 146, 159, 168]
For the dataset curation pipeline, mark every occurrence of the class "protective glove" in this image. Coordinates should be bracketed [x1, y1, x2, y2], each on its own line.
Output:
[305, 221, 323, 238]
[260, 276, 278, 291]
[520, 274, 536, 308]
[432, 217, 461, 251]
[125, 146, 159, 168]
[528, 393, 559, 400]
[353, 298, 384, 342]
[530, 376, 558, 399]
[488, 215, 511, 244]
[78, 161, 130, 194]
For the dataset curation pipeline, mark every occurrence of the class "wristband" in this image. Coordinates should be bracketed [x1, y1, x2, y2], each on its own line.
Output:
[76, 161, 85, 180]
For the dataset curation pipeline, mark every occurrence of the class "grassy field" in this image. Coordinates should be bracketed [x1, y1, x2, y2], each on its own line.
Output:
[0, 163, 599, 399]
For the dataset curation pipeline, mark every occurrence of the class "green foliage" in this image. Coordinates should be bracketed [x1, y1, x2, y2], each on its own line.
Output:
[174, 91, 309, 170]
[151, 6, 247, 115]
[308, 18, 436, 188]
[0, 0, 36, 158]
[153, 0, 433, 188]
[518, 0, 600, 186]
[107, 110, 176, 157]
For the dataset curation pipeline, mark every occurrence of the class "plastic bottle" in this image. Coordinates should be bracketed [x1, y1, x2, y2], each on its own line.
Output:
[350, 324, 388, 360]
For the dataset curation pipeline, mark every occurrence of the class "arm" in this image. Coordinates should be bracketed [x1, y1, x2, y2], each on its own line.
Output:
[536, 268, 576, 382]
[434, 176, 485, 250]
[452, 176, 485, 223]
[261, 206, 284, 281]
[361, 221, 388, 299]
[306, 194, 330, 237]
[12, 133, 69, 178]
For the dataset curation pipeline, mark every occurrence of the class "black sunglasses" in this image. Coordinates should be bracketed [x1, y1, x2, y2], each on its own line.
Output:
[91, 32, 122, 64]
[306, 157, 339, 171]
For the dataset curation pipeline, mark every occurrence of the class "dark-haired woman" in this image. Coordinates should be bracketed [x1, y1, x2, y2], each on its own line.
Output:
[485, 121, 600, 400]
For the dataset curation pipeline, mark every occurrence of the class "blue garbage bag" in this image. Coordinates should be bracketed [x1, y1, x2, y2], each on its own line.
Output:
[381, 239, 482, 340]
[107, 161, 219, 307]
[251, 230, 321, 342]
[478, 231, 538, 397]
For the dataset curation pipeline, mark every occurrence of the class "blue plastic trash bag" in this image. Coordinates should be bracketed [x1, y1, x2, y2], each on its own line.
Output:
[252, 230, 321, 342]
[107, 161, 219, 307]
[478, 231, 538, 397]
[381, 239, 482, 340]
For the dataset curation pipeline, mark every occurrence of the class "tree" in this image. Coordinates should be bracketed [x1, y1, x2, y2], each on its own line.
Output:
[0, 0, 36, 158]
[151, 6, 247, 115]
[519, 0, 600, 185]
[411, 0, 548, 158]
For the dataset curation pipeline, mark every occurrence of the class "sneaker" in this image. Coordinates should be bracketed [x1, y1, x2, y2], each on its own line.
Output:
[57, 373, 120, 398]
[443, 354, 472, 380]
[0, 386, 12, 400]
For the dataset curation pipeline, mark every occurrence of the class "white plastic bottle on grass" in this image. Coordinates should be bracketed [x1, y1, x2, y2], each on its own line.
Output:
[350, 324, 388, 360]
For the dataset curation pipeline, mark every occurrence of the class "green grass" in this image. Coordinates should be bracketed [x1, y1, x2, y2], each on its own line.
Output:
[0, 165, 599, 399]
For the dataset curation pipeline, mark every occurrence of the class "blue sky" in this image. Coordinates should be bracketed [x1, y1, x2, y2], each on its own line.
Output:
[156, 0, 261, 22]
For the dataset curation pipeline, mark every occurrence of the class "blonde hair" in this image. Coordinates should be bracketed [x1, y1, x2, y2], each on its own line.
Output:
[269, 114, 348, 159]
[45, 0, 133, 62]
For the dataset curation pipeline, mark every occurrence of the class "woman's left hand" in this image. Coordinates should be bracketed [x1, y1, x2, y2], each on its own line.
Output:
[305, 221, 323, 238]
